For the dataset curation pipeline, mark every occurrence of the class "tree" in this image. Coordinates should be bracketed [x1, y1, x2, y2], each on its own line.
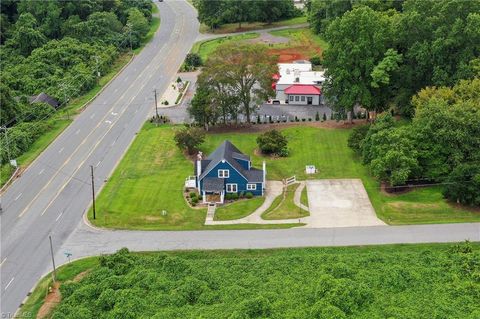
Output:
[125, 8, 149, 48]
[322, 7, 397, 119]
[174, 126, 205, 155]
[6, 13, 47, 56]
[347, 124, 370, 156]
[443, 163, 480, 206]
[188, 85, 220, 130]
[257, 130, 288, 156]
[184, 53, 202, 68]
[0, 83, 23, 126]
[205, 43, 277, 123]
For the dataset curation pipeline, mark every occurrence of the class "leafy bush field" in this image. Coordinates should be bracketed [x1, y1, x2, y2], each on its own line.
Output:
[45, 243, 479, 318]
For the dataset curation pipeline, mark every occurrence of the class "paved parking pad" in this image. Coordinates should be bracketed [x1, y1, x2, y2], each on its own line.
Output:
[305, 179, 385, 228]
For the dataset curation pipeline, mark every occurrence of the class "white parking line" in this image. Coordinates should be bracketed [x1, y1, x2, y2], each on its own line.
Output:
[5, 277, 14, 290]
[105, 120, 112, 124]
[75, 129, 80, 135]
[14, 193, 22, 201]
[111, 140, 116, 146]
[59, 147, 64, 154]
[96, 161, 101, 167]
[90, 113, 95, 119]
[0, 258, 6, 267]
[38, 169, 45, 175]
[55, 212, 63, 222]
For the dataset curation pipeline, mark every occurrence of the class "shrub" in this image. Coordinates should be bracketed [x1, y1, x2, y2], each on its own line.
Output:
[348, 124, 370, 156]
[302, 118, 306, 122]
[185, 53, 202, 67]
[239, 191, 245, 198]
[315, 112, 320, 121]
[257, 115, 261, 124]
[443, 163, 480, 206]
[231, 193, 239, 200]
[295, 116, 299, 122]
[189, 192, 196, 198]
[225, 193, 233, 201]
[174, 126, 205, 155]
[245, 192, 253, 199]
[308, 118, 312, 121]
[191, 197, 199, 204]
[323, 113, 327, 121]
[256, 129, 288, 157]
[310, 55, 322, 66]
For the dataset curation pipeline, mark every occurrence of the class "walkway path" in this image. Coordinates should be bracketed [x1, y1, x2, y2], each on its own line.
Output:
[205, 181, 303, 225]
[196, 23, 310, 42]
[293, 181, 309, 212]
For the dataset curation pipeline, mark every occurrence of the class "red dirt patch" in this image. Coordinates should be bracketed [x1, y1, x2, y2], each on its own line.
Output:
[37, 282, 61, 319]
[268, 46, 322, 63]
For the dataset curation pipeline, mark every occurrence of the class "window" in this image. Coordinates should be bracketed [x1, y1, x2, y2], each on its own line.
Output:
[295, 96, 299, 102]
[289, 95, 294, 101]
[218, 169, 229, 178]
[301, 96, 305, 101]
[247, 184, 257, 190]
[226, 184, 237, 193]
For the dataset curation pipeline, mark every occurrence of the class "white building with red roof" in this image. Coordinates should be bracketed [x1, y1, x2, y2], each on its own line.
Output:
[271, 61, 325, 105]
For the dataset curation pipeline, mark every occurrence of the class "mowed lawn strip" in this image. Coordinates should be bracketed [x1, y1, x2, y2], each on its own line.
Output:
[300, 184, 308, 207]
[214, 197, 265, 221]
[262, 183, 309, 220]
[90, 124, 480, 230]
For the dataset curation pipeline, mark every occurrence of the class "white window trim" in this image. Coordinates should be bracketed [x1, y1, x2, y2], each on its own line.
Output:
[226, 183, 238, 193]
[289, 95, 294, 101]
[247, 183, 257, 190]
[218, 169, 230, 178]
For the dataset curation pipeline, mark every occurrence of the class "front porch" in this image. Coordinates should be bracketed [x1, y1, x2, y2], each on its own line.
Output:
[203, 191, 224, 204]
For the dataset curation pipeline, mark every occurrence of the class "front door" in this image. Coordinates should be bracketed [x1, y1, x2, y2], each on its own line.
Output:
[307, 97, 313, 105]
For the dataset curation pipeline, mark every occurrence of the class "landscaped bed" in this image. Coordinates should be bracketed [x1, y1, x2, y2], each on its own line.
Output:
[191, 33, 260, 62]
[88, 123, 480, 230]
[19, 243, 480, 318]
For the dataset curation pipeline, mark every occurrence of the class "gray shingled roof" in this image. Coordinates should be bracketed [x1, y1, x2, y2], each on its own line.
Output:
[29, 92, 60, 108]
[202, 177, 224, 192]
[199, 140, 262, 183]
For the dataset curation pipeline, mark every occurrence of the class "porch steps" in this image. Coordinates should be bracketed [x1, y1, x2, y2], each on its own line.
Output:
[205, 204, 216, 224]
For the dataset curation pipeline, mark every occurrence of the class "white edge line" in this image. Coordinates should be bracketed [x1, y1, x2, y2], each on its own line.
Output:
[5, 277, 14, 290]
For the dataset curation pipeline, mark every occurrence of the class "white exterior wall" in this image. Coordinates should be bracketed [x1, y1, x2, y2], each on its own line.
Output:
[287, 94, 320, 105]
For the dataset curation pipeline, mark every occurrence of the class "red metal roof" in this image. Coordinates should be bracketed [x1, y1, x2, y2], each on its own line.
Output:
[284, 84, 321, 95]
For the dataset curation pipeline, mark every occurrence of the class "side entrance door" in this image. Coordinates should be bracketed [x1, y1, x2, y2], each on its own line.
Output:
[307, 97, 313, 105]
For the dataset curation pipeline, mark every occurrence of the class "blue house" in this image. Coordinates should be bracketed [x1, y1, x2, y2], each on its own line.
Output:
[189, 140, 266, 204]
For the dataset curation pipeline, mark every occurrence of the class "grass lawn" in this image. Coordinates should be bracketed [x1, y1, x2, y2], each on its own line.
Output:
[214, 197, 265, 221]
[262, 183, 309, 220]
[267, 27, 328, 62]
[90, 123, 480, 229]
[0, 4, 160, 188]
[199, 15, 308, 34]
[300, 184, 309, 207]
[20, 243, 480, 319]
[191, 33, 259, 62]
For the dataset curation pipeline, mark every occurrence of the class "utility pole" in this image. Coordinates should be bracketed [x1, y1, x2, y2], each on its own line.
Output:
[49, 235, 57, 283]
[90, 165, 96, 220]
[60, 82, 70, 120]
[154, 89, 159, 120]
[1, 126, 11, 164]
[94, 55, 100, 84]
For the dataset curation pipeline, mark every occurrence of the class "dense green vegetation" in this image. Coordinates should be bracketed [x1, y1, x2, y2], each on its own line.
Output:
[27, 243, 480, 318]
[311, 0, 480, 116]
[198, 16, 307, 34]
[194, 0, 301, 30]
[0, 0, 154, 183]
[349, 79, 480, 206]
[89, 123, 480, 230]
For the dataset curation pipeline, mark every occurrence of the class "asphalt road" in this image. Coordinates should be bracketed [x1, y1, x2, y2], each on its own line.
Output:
[0, 1, 199, 315]
[56, 222, 479, 265]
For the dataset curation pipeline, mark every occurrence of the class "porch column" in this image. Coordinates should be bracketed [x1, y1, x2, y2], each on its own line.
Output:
[202, 191, 206, 204]
[220, 191, 224, 203]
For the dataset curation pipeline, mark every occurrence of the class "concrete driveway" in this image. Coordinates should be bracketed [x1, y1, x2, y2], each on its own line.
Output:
[304, 179, 385, 228]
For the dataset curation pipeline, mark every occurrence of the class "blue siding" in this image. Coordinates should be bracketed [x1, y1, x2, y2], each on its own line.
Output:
[199, 161, 263, 196]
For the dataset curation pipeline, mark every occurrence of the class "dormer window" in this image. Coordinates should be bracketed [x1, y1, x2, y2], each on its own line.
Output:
[218, 169, 229, 178]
